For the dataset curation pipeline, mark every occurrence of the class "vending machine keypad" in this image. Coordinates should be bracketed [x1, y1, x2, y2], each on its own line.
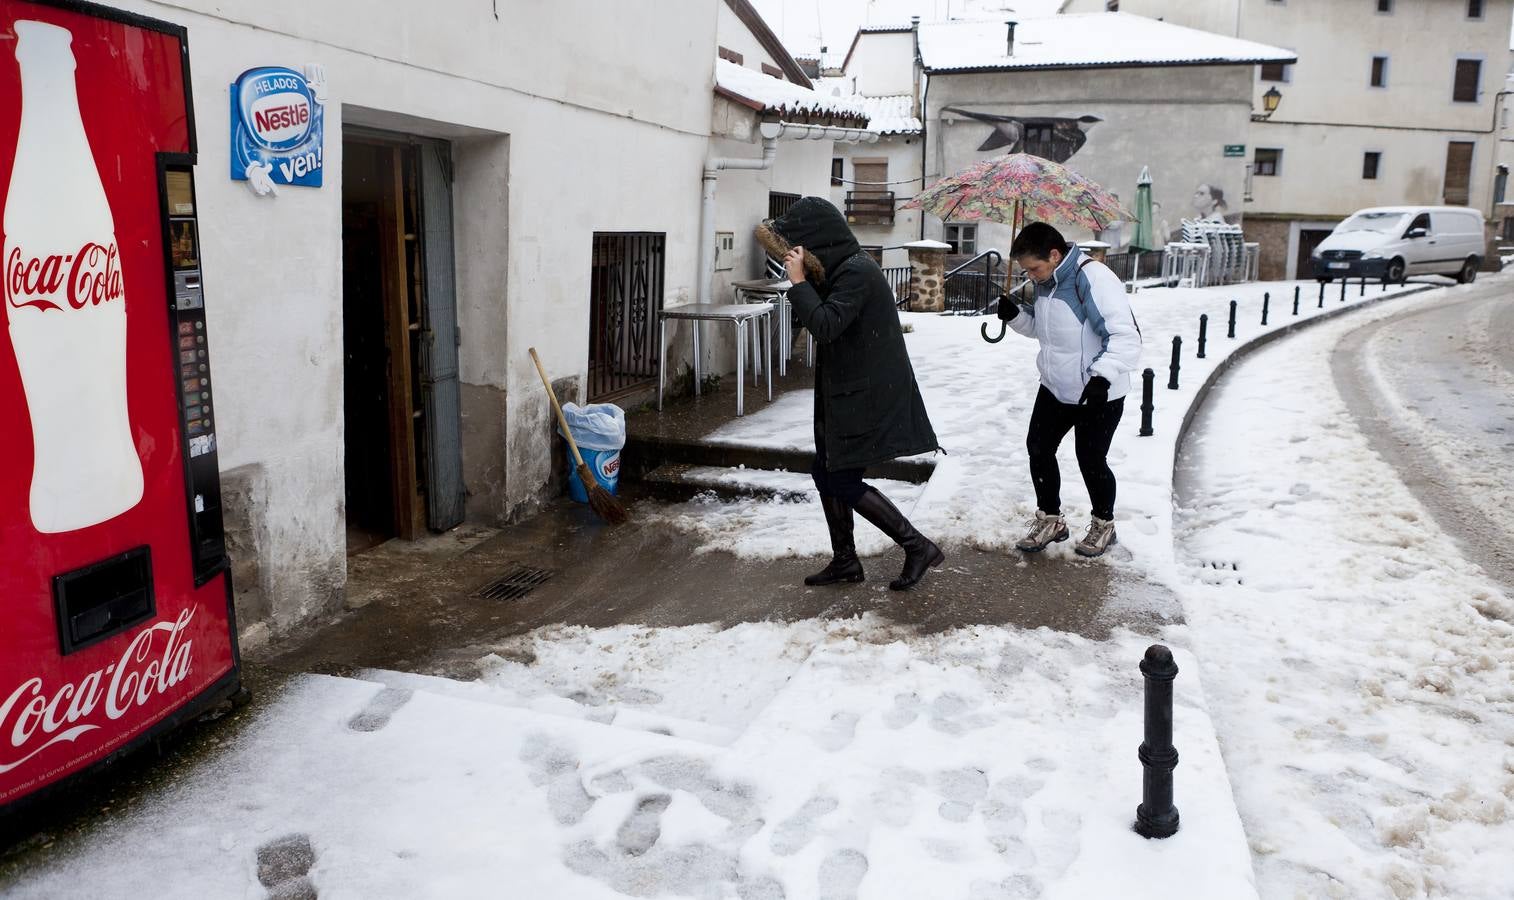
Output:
[162, 166, 226, 583]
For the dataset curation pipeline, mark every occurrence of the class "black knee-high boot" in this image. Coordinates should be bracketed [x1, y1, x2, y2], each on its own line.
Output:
[852, 488, 944, 591]
[805, 495, 865, 585]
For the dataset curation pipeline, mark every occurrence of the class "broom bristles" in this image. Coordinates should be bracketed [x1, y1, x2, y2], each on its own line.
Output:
[578, 462, 629, 525]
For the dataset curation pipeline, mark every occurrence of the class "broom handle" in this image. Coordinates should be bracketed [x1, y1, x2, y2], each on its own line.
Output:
[527, 347, 588, 469]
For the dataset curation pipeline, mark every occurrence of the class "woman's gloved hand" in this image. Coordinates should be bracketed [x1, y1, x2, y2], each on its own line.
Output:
[996, 295, 1019, 322]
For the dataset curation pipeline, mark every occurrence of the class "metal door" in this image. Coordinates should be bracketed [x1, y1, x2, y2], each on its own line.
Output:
[418, 140, 466, 530]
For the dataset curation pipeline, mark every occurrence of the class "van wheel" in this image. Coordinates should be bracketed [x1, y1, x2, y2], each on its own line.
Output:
[1457, 258, 1479, 284]
[1385, 258, 1406, 284]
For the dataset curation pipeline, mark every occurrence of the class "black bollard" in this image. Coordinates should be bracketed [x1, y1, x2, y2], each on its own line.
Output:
[1227, 300, 1237, 338]
[1167, 336, 1181, 390]
[1359, 276, 1366, 297]
[1318, 282, 1325, 308]
[1261, 292, 1270, 326]
[1139, 369, 1154, 436]
[1292, 286, 1300, 316]
[1339, 278, 1346, 303]
[1134, 644, 1180, 839]
[1197, 314, 1208, 359]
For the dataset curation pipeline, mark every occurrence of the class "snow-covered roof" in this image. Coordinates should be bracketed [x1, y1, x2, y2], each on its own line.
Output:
[856, 95, 922, 134]
[715, 58, 870, 123]
[918, 13, 1297, 73]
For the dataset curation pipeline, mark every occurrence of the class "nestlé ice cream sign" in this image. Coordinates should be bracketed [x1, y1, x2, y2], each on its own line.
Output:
[230, 65, 326, 193]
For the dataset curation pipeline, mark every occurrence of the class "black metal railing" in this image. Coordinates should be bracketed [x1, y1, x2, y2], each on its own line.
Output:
[882, 265, 911, 308]
[1101, 249, 1167, 284]
[845, 191, 895, 226]
[944, 249, 1005, 314]
[589, 232, 664, 401]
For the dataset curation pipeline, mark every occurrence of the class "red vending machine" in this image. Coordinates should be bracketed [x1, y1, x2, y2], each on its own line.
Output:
[0, 0, 240, 820]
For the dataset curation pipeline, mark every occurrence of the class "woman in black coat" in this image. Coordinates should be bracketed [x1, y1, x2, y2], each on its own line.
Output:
[757, 197, 943, 590]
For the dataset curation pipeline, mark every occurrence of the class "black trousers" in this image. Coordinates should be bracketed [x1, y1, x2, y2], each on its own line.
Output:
[811, 445, 868, 505]
[1026, 385, 1124, 521]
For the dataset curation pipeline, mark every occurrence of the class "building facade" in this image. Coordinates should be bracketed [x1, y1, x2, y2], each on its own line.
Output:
[838, 14, 1292, 271]
[1070, 0, 1514, 279]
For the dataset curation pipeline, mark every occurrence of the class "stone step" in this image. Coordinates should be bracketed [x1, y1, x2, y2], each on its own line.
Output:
[638, 463, 811, 503]
[622, 435, 935, 485]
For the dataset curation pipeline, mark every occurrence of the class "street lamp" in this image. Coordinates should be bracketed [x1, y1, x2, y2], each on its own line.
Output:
[1253, 86, 1283, 121]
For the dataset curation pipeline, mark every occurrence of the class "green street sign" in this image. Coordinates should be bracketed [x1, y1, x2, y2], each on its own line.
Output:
[1224, 144, 1246, 157]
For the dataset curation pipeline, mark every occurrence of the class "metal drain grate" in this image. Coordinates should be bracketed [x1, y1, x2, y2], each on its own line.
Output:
[475, 565, 554, 601]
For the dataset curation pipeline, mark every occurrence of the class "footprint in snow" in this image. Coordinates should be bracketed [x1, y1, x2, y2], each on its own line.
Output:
[817, 848, 869, 900]
[771, 795, 839, 856]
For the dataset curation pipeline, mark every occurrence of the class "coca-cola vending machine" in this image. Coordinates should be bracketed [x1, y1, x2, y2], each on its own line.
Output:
[0, 0, 241, 822]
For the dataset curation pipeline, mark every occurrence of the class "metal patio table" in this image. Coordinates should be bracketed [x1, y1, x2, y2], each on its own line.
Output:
[657, 302, 773, 416]
[731, 277, 813, 377]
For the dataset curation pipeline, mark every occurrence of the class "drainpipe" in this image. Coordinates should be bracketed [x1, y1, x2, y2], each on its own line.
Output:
[698, 121, 877, 303]
[699, 121, 781, 304]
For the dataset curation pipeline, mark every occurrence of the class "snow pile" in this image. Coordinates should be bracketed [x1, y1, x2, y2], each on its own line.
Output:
[917, 13, 1295, 72]
[1173, 298, 1514, 898]
[7, 621, 1257, 899]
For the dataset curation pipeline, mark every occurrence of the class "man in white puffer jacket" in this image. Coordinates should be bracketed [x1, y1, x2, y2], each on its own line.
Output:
[998, 222, 1142, 557]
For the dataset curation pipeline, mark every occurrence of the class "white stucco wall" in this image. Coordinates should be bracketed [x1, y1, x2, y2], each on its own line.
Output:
[1085, 0, 1514, 218]
[924, 65, 1256, 253]
[99, 0, 718, 639]
[844, 31, 917, 97]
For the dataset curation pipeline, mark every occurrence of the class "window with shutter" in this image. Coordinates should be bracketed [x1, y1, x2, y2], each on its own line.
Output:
[1468, 0, 1484, 18]
[1444, 142, 1474, 205]
[1260, 61, 1288, 82]
[1370, 56, 1387, 88]
[1453, 59, 1481, 103]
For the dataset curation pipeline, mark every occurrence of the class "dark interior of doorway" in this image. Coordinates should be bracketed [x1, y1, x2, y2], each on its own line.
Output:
[342, 138, 427, 555]
[1297, 229, 1332, 281]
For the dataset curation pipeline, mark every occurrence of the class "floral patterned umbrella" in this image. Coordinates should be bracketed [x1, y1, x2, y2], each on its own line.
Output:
[902, 153, 1133, 343]
[902, 152, 1133, 234]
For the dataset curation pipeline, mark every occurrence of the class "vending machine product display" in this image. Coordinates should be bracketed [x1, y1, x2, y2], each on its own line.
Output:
[0, 0, 241, 819]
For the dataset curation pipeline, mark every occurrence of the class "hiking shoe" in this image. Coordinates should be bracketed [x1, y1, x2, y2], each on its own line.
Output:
[1015, 511, 1069, 552]
[1074, 517, 1117, 558]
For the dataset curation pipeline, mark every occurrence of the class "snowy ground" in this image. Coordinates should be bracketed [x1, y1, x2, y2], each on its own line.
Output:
[1174, 291, 1514, 899]
[7, 625, 1253, 900]
[11, 276, 1508, 900]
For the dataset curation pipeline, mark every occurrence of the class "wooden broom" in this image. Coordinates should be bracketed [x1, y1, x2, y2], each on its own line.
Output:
[528, 347, 629, 526]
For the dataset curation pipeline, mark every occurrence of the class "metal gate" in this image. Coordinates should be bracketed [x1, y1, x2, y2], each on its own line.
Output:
[589, 233, 665, 401]
[418, 139, 466, 531]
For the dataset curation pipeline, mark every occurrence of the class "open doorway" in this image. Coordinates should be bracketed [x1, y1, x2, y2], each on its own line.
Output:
[341, 132, 465, 554]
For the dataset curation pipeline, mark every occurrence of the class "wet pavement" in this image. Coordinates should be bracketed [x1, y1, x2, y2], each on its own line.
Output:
[262, 485, 1175, 683]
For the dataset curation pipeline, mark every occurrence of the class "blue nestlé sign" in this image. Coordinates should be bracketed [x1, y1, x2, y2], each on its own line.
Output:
[229, 66, 325, 190]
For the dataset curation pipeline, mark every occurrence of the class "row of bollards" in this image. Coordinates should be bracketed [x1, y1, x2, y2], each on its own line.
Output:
[1144, 277, 1379, 437]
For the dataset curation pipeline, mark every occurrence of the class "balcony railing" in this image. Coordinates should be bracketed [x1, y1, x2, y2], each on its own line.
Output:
[845, 191, 895, 226]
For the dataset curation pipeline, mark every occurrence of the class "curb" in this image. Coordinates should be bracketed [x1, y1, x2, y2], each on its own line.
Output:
[1171, 284, 1437, 464]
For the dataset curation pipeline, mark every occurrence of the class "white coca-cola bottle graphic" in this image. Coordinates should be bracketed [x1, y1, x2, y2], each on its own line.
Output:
[4, 20, 142, 533]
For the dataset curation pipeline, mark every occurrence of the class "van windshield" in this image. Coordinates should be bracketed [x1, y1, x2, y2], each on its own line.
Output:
[1337, 212, 1409, 235]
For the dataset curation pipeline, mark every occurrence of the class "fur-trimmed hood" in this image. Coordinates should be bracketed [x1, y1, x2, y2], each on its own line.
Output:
[755, 219, 826, 284]
[756, 196, 859, 284]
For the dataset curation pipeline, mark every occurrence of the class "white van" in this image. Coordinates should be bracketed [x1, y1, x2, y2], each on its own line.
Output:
[1311, 206, 1485, 284]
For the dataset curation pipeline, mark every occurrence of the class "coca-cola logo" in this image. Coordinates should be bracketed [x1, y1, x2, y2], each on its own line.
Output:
[4, 242, 124, 312]
[0, 607, 195, 775]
